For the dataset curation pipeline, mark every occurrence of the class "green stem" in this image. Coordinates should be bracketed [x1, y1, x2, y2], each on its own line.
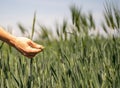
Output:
[28, 12, 36, 88]
[28, 58, 33, 88]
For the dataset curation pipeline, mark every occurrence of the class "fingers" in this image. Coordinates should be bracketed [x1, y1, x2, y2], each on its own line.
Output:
[27, 46, 42, 54]
[23, 42, 44, 58]
[28, 40, 44, 49]
[22, 48, 42, 58]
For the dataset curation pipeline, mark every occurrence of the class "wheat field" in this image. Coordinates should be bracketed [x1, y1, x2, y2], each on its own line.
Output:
[0, 2, 120, 88]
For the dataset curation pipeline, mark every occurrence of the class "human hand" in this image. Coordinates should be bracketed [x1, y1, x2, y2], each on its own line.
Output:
[13, 37, 44, 58]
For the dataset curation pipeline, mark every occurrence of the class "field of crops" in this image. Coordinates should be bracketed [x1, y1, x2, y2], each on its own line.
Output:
[0, 2, 120, 88]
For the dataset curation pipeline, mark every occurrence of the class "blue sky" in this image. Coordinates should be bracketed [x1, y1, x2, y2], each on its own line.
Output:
[0, 0, 119, 35]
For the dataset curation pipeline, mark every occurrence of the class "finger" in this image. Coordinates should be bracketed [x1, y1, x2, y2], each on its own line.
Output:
[26, 47, 42, 54]
[28, 41, 44, 49]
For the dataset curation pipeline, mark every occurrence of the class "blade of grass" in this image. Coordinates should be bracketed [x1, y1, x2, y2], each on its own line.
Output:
[31, 12, 36, 40]
[28, 12, 36, 88]
[0, 42, 4, 50]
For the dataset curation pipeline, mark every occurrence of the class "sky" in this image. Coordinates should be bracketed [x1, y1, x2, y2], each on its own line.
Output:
[0, 0, 119, 36]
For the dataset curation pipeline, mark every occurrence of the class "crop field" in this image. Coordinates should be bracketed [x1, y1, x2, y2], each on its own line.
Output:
[0, 2, 120, 88]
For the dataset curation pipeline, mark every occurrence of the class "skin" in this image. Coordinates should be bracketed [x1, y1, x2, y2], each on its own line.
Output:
[0, 27, 44, 58]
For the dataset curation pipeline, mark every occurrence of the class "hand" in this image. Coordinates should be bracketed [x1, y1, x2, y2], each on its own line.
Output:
[13, 37, 44, 58]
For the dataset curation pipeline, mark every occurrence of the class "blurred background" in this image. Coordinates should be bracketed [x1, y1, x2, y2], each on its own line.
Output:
[0, 0, 110, 36]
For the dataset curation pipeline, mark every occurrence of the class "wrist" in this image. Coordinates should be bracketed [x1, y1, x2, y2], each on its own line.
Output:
[8, 35, 17, 47]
